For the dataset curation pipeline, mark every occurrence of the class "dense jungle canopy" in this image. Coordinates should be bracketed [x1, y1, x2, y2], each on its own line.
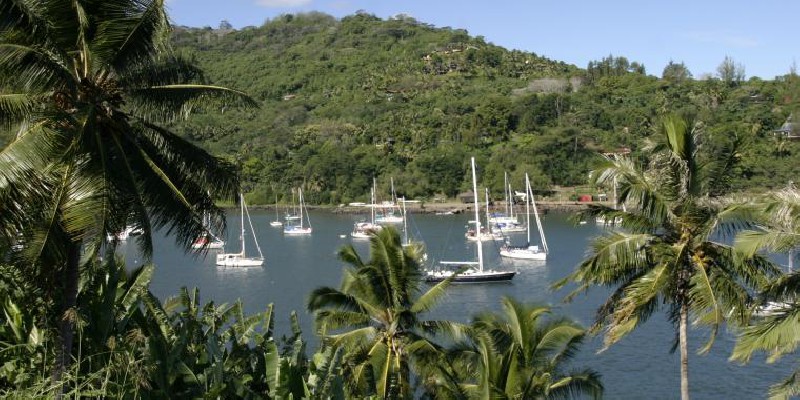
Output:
[36, 11, 800, 203]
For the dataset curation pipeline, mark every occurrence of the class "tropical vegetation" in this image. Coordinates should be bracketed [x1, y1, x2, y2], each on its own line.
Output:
[3, 3, 800, 399]
[0, 0, 253, 391]
[732, 186, 800, 399]
[135, 12, 800, 204]
[432, 297, 603, 399]
[307, 227, 462, 398]
[553, 114, 782, 400]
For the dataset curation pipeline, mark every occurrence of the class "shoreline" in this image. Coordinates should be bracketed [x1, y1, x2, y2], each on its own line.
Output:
[239, 200, 606, 215]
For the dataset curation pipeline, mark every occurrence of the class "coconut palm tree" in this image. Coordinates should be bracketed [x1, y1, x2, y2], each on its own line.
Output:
[307, 227, 464, 399]
[732, 186, 800, 399]
[436, 297, 603, 399]
[0, 0, 254, 384]
[553, 114, 780, 400]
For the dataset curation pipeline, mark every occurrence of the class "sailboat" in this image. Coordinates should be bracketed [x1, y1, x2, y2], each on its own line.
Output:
[270, 193, 283, 227]
[489, 173, 520, 226]
[493, 175, 526, 233]
[500, 173, 548, 260]
[375, 177, 404, 224]
[465, 188, 504, 242]
[216, 194, 264, 267]
[426, 157, 517, 283]
[351, 180, 383, 239]
[285, 190, 300, 222]
[596, 175, 624, 225]
[283, 188, 312, 235]
[191, 210, 224, 250]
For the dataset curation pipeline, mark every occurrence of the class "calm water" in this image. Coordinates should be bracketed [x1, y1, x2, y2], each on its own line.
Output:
[121, 210, 787, 399]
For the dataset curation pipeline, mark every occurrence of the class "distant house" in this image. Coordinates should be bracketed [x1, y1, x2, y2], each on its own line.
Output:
[458, 191, 476, 204]
[282, 94, 297, 101]
[774, 115, 799, 139]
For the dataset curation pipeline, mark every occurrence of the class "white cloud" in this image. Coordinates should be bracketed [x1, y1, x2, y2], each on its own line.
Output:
[682, 31, 759, 48]
[255, 0, 312, 7]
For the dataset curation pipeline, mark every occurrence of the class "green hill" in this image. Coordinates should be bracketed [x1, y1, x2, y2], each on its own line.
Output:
[168, 11, 800, 205]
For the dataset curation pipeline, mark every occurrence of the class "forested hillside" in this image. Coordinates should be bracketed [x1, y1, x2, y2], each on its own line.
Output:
[166, 11, 800, 204]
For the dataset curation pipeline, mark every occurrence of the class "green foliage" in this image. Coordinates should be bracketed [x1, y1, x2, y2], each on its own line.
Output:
[431, 297, 603, 399]
[162, 13, 800, 204]
[307, 227, 464, 398]
[554, 115, 782, 399]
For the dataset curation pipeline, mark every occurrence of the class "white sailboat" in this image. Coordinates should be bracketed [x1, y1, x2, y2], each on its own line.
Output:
[426, 157, 517, 283]
[375, 177, 404, 224]
[270, 193, 283, 227]
[108, 225, 144, 242]
[465, 188, 504, 242]
[487, 174, 524, 233]
[352, 180, 383, 239]
[493, 175, 526, 233]
[500, 173, 548, 260]
[216, 194, 264, 267]
[191, 210, 225, 250]
[285, 190, 300, 222]
[283, 188, 312, 235]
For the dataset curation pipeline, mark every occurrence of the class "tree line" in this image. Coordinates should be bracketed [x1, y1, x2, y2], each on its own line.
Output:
[161, 12, 799, 205]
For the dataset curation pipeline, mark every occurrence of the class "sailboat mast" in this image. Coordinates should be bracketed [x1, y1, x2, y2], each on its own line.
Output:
[370, 179, 376, 224]
[529, 179, 548, 253]
[525, 174, 531, 245]
[504, 171, 509, 217]
[485, 188, 491, 235]
[471, 157, 483, 272]
[299, 188, 304, 229]
[401, 196, 408, 245]
[240, 193, 246, 256]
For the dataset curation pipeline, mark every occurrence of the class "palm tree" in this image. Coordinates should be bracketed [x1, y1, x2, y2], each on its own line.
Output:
[433, 297, 602, 399]
[0, 0, 254, 384]
[732, 186, 800, 399]
[553, 114, 780, 400]
[307, 227, 463, 399]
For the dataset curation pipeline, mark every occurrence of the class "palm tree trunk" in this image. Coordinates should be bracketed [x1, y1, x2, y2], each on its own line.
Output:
[679, 300, 690, 400]
[52, 241, 81, 397]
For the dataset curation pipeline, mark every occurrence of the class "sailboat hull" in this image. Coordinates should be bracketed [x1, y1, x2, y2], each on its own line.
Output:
[499, 246, 547, 260]
[283, 226, 312, 235]
[424, 269, 516, 283]
[216, 253, 264, 267]
[192, 239, 225, 250]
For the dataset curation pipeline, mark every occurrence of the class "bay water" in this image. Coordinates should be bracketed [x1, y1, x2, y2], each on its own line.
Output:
[120, 210, 788, 399]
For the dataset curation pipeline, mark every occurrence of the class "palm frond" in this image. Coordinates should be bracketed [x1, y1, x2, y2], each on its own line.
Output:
[731, 305, 800, 363]
[0, 43, 74, 92]
[768, 369, 800, 400]
[553, 232, 653, 299]
[0, 93, 36, 128]
[0, 0, 46, 37]
[314, 310, 371, 333]
[737, 229, 800, 257]
[545, 369, 604, 400]
[410, 276, 451, 314]
[601, 264, 668, 350]
[117, 53, 204, 87]
[92, 0, 170, 71]
[128, 84, 258, 122]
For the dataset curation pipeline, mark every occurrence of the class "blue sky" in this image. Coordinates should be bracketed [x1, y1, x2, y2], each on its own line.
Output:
[166, 0, 799, 80]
